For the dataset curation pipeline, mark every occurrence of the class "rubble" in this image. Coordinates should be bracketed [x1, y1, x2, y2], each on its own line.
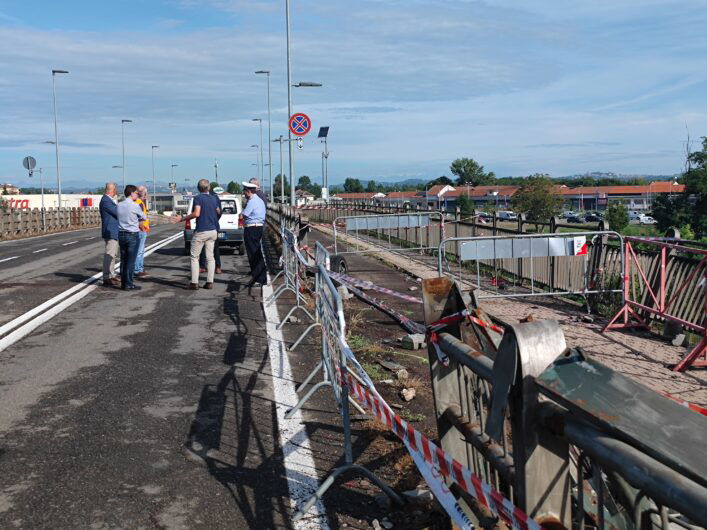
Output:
[400, 388, 416, 401]
[401, 333, 426, 350]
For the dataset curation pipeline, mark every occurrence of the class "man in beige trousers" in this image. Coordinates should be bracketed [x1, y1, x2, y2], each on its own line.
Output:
[172, 179, 221, 289]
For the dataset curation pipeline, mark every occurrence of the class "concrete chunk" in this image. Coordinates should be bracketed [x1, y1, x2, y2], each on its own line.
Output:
[401, 333, 426, 350]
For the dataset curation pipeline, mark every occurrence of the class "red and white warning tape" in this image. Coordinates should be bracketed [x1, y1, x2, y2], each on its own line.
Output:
[659, 391, 707, 416]
[340, 368, 541, 530]
[329, 271, 424, 304]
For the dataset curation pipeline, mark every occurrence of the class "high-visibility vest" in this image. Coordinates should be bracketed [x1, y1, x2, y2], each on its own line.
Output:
[135, 199, 150, 232]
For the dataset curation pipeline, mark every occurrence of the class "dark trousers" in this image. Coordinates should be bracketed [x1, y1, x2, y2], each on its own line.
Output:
[244, 226, 267, 284]
[118, 231, 139, 288]
[200, 238, 221, 269]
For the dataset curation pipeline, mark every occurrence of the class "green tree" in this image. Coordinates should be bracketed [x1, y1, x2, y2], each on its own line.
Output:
[511, 174, 562, 224]
[343, 178, 364, 193]
[457, 195, 474, 216]
[684, 137, 707, 237]
[366, 180, 377, 193]
[605, 202, 629, 232]
[210, 181, 219, 191]
[297, 175, 312, 190]
[310, 183, 322, 199]
[450, 158, 496, 187]
[226, 181, 242, 194]
[427, 176, 453, 187]
[652, 194, 690, 233]
[274, 174, 289, 199]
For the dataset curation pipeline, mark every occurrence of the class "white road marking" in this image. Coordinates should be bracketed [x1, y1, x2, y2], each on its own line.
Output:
[262, 280, 329, 530]
[0, 232, 182, 352]
[62, 241, 78, 246]
[85, 236, 96, 240]
[33, 248, 48, 254]
[0, 256, 18, 263]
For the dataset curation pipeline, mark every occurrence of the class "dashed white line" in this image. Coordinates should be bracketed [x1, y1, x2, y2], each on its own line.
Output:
[85, 237, 96, 240]
[62, 241, 78, 246]
[262, 280, 329, 529]
[33, 248, 48, 254]
[0, 256, 18, 263]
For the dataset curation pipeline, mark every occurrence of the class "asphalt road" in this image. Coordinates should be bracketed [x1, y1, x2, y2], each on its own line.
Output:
[0, 225, 180, 328]
[0, 230, 299, 528]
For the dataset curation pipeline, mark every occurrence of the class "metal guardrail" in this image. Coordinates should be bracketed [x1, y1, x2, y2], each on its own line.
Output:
[437, 231, 625, 301]
[265, 227, 313, 329]
[332, 211, 446, 256]
[422, 277, 707, 529]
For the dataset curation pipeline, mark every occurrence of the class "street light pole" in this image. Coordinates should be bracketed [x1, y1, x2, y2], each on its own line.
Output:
[252, 119, 264, 185]
[171, 164, 178, 186]
[121, 119, 132, 190]
[51, 69, 68, 208]
[250, 145, 259, 179]
[255, 70, 273, 202]
[285, 0, 295, 206]
[151, 145, 159, 211]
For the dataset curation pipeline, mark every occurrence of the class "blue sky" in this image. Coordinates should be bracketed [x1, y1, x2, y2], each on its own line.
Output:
[1, 0, 706, 190]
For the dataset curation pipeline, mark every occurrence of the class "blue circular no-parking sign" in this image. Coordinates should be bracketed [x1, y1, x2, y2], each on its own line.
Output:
[289, 113, 311, 136]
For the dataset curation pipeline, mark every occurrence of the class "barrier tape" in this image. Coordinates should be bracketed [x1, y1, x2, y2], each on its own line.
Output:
[659, 391, 707, 416]
[426, 310, 504, 366]
[329, 272, 424, 304]
[339, 367, 541, 530]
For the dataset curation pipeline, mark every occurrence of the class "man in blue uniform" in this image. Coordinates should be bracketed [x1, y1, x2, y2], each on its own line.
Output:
[241, 181, 267, 287]
[99, 182, 120, 287]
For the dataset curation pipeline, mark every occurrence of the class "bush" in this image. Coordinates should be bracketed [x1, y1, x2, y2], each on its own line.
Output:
[605, 202, 628, 232]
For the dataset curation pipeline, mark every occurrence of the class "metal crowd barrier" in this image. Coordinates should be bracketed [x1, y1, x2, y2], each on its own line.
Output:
[603, 236, 707, 371]
[286, 252, 402, 521]
[422, 277, 707, 529]
[266, 227, 313, 330]
[333, 211, 446, 256]
[437, 231, 625, 301]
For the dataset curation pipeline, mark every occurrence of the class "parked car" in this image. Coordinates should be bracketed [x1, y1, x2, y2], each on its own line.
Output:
[183, 193, 245, 255]
[497, 210, 518, 221]
[628, 211, 642, 221]
[567, 215, 585, 224]
[585, 214, 603, 222]
[639, 215, 657, 225]
[560, 211, 576, 219]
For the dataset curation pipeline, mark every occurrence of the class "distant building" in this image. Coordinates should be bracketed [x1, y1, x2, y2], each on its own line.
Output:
[295, 189, 315, 207]
[1, 183, 20, 195]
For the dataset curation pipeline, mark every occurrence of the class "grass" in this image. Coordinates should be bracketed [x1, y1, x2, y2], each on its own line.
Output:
[361, 362, 387, 382]
[399, 410, 426, 423]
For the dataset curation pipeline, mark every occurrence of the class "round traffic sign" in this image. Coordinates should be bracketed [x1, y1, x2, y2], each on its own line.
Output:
[289, 113, 312, 136]
[22, 156, 36, 170]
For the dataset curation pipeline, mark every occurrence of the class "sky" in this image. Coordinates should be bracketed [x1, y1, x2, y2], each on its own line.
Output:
[1, 0, 706, 190]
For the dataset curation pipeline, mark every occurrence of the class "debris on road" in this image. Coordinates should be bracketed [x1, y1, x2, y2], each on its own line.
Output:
[401, 333, 426, 350]
[400, 388, 416, 401]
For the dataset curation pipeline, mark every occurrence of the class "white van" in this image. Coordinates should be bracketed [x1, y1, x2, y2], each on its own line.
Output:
[183, 193, 245, 255]
[628, 211, 642, 221]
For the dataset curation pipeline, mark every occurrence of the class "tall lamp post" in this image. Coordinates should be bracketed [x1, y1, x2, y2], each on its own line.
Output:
[151, 145, 159, 211]
[51, 69, 69, 208]
[255, 70, 273, 201]
[121, 119, 132, 189]
[171, 164, 178, 188]
[252, 119, 264, 184]
[250, 144, 259, 179]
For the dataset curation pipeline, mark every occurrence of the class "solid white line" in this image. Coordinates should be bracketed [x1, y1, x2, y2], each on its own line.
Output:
[262, 280, 329, 530]
[0, 256, 18, 263]
[62, 241, 78, 246]
[85, 237, 96, 240]
[0, 232, 182, 351]
[33, 248, 48, 254]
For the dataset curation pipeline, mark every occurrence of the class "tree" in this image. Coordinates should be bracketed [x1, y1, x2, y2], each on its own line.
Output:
[210, 181, 219, 191]
[605, 202, 629, 232]
[450, 158, 496, 186]
[227, 181, 242, 194]
[683, 137, 707, 237]
[366, 180, 377, 193]
[273, 174, 289, 199]
[428, 176, 453, 187]
[297, 175, 312, 190]
[511, 174, 562, 224]
[343, 178, 364, 193]
[652, 194, 690, 233]
[457, 195, 474, 216]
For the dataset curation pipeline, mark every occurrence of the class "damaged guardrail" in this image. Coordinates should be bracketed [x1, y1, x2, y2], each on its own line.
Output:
[422, 276, 707, 529]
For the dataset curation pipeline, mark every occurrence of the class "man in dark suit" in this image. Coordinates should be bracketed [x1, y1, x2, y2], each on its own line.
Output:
[99, 182, 120, 287]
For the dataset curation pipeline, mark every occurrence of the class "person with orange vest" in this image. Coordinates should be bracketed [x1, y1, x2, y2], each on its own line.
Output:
[134, 186, 150, 278]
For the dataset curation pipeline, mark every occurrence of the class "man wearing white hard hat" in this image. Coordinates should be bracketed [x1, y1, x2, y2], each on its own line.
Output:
[241, 181, 267, 286]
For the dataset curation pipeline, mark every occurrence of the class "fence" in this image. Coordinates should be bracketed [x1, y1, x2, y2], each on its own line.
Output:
[0, 207, 101, 240]
[332, 211, 446, 256]
[437, 231, 625, 301]
[269, 211, 707, 528]
[422, 277, 707, 528]
[603, 236, 707, 371]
